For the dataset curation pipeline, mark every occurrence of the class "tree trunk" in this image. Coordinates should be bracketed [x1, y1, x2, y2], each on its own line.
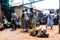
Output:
[59, 0, 60, 33]
[59, 13, 60, 33]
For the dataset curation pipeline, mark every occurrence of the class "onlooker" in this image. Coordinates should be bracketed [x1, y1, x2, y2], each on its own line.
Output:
[2, 16, 9, 28]
[46, 14, 54, 29]
[11, 11, 17, 31]
[24, 13, 29, 32]
[23, 9, 30, 32]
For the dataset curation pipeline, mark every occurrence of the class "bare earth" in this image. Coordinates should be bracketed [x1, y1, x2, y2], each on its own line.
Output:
[0, 25, 60, 40]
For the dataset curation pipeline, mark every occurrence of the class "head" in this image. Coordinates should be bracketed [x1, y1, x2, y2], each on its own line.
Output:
[25, 9, 27, 11]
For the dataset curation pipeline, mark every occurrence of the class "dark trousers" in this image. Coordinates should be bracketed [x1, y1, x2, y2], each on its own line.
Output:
[11, 23, 16, 30]
[24, 20, 30, 31]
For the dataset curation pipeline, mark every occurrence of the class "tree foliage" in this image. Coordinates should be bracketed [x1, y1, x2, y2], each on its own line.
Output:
[1, 0, 14, 22]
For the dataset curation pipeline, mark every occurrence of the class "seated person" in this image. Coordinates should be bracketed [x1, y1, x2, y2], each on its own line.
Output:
[3, 18, 10, 28]
[30, 27, 49, 38]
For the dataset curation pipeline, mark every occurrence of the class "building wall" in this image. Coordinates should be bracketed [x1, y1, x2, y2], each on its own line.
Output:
[14, 6, 40, 18]
[14, 6, 30, 18]
[14, 6, 22, 17]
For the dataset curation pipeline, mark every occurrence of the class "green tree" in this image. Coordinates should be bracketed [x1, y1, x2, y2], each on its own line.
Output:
[1, 0, 14, 22]
[9, 0, 14, 6]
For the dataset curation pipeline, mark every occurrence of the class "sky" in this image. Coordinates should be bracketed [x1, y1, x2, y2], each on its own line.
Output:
[10, 0, 59, 9]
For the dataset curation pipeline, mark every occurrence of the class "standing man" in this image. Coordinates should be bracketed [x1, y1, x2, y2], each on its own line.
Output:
[23, 9, 29, 32]
[11, 11, 17, 31]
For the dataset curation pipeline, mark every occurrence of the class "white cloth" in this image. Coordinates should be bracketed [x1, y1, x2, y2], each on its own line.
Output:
[41, 27, 47, 31]
[47, 14, 54, 27]
[24, 14, 29, 20]
[4, 19, 8, 24]
[0, 23, 3, 27]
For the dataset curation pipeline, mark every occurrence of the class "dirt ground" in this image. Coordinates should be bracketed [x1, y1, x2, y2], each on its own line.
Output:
[0, 25, 60, 40]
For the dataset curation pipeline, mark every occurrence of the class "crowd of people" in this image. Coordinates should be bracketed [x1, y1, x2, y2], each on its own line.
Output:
[0, 8, 59, 38]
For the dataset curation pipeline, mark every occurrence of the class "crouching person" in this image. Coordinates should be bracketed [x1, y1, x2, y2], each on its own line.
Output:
[30, 27, 49, 38]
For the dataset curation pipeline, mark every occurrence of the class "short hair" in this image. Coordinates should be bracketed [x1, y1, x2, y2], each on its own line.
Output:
[25, 9, 27, 11]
